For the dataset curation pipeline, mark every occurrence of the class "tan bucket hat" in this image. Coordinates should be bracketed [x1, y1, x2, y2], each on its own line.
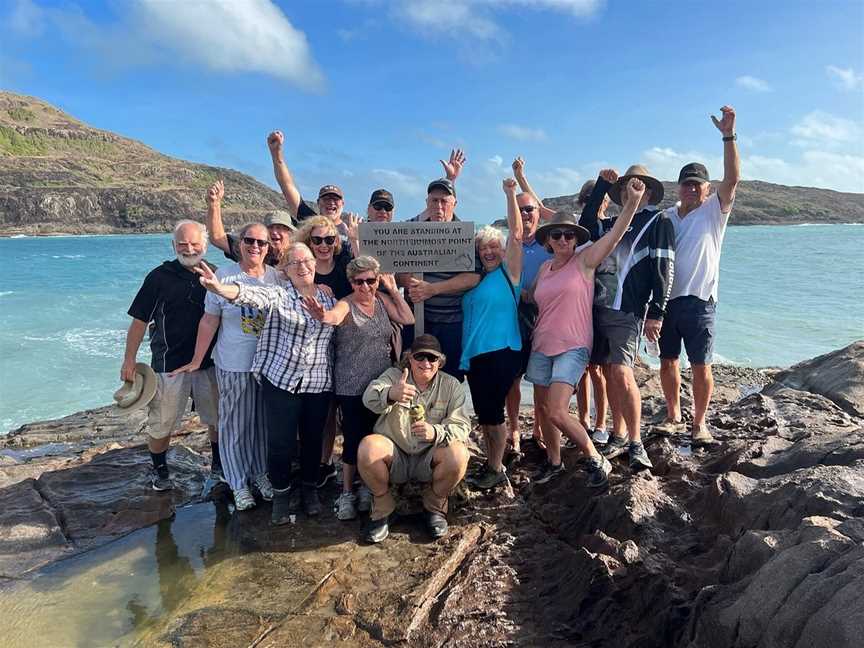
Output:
[113, 362, 157, 413]
[608, 164, 664, 206]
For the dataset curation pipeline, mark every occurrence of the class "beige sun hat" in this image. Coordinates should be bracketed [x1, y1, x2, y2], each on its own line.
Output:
[113, 363, 157, 413]
[608, 164, 664, 206]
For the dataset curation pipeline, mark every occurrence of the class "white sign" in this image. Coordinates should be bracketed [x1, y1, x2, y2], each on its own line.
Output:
[358, 221, 475, 273]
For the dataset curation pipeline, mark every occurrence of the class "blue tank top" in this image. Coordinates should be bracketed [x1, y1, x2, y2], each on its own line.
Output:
[460, 264, 522, 370]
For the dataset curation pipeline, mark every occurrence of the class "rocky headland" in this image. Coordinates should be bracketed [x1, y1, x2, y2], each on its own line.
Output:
[1, 341, 861, 647]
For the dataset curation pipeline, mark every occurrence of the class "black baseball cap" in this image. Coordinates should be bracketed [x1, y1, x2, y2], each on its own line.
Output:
[427, 178, 456, 197]
[678, 163, 710, 184]
[369, 189, 394, 209]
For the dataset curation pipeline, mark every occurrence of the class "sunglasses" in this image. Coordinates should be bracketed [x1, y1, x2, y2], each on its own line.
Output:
[549, 230, 577, 241]
[242, 237, 270, 247]
[371, 202, 393, 211]
[412, 352, 440, 363]
[285, 258, 315, 267]
[352, 277, 378, 286]
[519, 205, 536, 213]
[310, 235, 336, 246]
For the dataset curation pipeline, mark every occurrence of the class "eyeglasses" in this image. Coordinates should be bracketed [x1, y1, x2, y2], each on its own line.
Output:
[371, 202, 393, 211]
[412, 352, 440, 363]
[285, 258, 316, 267]
[352, 277, 378, 286]
[242, 237, 269, 247]
[519, 205, 536, 213]
[549, 230, 577, 241]
[310, 235, 336, 246]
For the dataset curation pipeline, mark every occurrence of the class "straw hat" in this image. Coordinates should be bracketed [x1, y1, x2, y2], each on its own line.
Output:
[535, 211, 591, 247]
[608, 164, 664, 206]
[113, 363, 157, 413]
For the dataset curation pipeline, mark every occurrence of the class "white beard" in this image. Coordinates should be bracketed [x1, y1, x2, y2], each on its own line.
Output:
[177, 252, 204, 268]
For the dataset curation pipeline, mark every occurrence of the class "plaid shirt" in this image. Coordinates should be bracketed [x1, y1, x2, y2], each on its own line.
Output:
[233, 281, 336, 393]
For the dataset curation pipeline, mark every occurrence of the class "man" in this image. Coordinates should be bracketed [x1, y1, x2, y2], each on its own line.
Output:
[204, 180, 295, 265]
[402, 177, 481, 381]
[580, 165, 676, 473]
[359, 335, 471, 543]
[122, 220, 221, 491]
[658, 106, 740, 446]
[366, 188, 396, 223]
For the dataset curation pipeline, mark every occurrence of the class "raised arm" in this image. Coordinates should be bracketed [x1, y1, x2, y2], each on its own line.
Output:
[512, 156, 556, 220]
[169, 313, 220, 375]
[440, 148, 466, 183]
[502, 177, 523, 283]
[579, 169, 617, 241]
[407, 272, 481, 303]
[267, 130, 303, 217]
[377, 273, 415, 325]
[204, 180, 230, 254]
[581, 178, 646, 270]
[711, 105, 740, 212]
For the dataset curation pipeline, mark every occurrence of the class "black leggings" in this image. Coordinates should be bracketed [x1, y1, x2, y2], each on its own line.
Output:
[261, 377, 332, 489]
[467, 348, 522, 425]
[337, 394, 379, 466]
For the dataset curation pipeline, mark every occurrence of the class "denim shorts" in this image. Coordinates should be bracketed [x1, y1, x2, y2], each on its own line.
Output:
[525, 347, 590, 387]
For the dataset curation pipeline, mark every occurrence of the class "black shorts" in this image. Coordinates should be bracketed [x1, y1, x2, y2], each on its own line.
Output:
[591, 307, 642, 367]
[337, 394, 379, 466]
[467, 348, 523, 425]
[659, 296, 716, 364]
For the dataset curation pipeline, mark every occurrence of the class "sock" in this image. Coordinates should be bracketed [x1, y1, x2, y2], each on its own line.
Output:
[210, 441, 222, 471]
[150, 451, 168, 472]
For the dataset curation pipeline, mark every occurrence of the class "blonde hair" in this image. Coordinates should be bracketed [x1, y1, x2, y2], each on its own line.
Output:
[296, 216, 342, 256]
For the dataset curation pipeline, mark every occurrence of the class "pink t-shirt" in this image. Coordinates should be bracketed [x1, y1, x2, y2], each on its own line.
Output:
[532, 254, 594, 356]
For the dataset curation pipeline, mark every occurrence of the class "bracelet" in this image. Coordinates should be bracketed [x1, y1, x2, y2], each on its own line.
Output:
[722, 134, 737, 142]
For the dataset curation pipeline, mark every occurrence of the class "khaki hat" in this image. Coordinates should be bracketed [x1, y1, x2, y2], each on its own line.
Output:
[608, 164, 664, 206]
[264, 210, 296, 230]
[535, 211, 591, 247]
[113, 363, 157, 413]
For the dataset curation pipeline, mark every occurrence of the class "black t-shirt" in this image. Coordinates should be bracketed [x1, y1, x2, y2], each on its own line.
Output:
[315, 247, 353, 299]
[127, 260, 216, 373]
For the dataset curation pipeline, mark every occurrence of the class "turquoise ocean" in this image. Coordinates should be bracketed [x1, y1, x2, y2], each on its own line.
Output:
[1, 224, 862, 434]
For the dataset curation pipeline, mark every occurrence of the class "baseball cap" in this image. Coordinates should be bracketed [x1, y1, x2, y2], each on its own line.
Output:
[678, 163, 710, 184]
[409, 334, 444, 358]
[427, 178, 456, 197]
[263, 210, 297, 230]
[318, 185, 344, 199]
[369, 189, 394, 209]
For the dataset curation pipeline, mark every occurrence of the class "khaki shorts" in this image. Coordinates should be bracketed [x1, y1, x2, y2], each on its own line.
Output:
[389, 444, 436, 484]
[147, 367, 219, 439]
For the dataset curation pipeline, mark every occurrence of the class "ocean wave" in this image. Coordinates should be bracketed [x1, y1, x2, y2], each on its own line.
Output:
[0, 291, 13, 297]
[51, 254, 86, 259]
[64, 328, 126, 358]
[9, 234, 28, 239]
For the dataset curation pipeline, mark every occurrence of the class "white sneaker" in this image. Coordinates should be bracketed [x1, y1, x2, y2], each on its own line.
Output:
[592, 428, 610, 445]
[253, 474, 274, 501]
[335, 491, 358, 521]
[357, 485, 372, 513]
[234, 487, 256, 511]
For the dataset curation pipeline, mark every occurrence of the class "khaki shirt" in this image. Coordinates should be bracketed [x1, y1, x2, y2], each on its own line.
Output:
[362, 367, 470, 455]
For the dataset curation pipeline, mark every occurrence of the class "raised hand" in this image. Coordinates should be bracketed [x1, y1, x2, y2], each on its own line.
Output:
[599, 168, 619, 184]
[193, 262, 221, 293]
[378, 272, 397, 293]
[503, 177, 518, 194]
[407, 277, 436, 303]
[512, 156, 525, 177]
[301, 295, 326, 320]
[206, 179, 224, 205]
[440, 148, 466, 181]
[388, 367, 417, 405]
[624, 177, 646, 203]
[345, 212, 360, 241]
[267, 130, 284, 155]
[711, 106, 736, 136]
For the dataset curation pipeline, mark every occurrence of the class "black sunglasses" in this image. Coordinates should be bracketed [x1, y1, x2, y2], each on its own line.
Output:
[242, 237, 270, 247]
[412, 352, 440, 363]
[519, 205, 536, 213]
[352, 277, 378, 286]
[310, 235, 336, 246]
[371, 202, 393, 211]
[549, 230, 577, 241]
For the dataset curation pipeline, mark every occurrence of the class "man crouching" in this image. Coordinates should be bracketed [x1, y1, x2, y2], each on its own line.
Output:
[359, 334, 470, 543]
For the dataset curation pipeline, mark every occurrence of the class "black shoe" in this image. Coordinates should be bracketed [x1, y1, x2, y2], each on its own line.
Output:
[532, 460, 565, 485]
[628, 442, 653, 472]
[302, 484, 322, 517]
[316, 462, 337, 489]
[271, 487, 297, 526]
[468, 466, 508, 490]
[424, 511, 448, 539]
[364, 515, 390, 544]
[151, 467, 173, 492]
[586, 455, 612, 488]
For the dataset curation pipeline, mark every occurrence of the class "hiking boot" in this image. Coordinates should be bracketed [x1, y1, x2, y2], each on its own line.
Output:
[468, 466, 507, 490]
[628, 442, 653, 472]
[302, 484, 322, 516]
[316, 462, 337, 489]
[151, 467, 173, 492]
[233, 487, 256, 511]
[532, 460, 566, 485]
[591, 428, 610, 445]
[691, 425, 717, 447]
[271, 487, 297, 526]
[654, 418, 685, 436]
[586, 455, 612, 488]
[356, 485, 372, 513]
[253, 474, 274, 501]
[364, 515, 390, 544]
[424, 511, 449, 539]
[601, 435, 628, 459]
[335, 491, 358, 521]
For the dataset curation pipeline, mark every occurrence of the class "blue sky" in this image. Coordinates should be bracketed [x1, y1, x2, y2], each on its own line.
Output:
[2, 0, 863, 222]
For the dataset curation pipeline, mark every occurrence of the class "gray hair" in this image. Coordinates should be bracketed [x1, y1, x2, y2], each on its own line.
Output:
[346, 255, 381, 280]
[283, 242, 314, 263]
[239, 222, 268, 239]
[475, 224, 505, 248]
[173, 219, 207, 241]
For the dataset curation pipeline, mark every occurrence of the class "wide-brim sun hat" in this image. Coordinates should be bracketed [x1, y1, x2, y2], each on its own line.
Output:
[535, 211, 591, 247]
[113, 362, 157, 413]
[608, 164, 664, 206]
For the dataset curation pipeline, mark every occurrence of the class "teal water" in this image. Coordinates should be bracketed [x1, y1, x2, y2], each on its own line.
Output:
[1, 225, 863, 433]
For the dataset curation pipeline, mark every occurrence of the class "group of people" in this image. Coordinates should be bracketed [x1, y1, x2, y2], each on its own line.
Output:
[119, 106, 739, 543]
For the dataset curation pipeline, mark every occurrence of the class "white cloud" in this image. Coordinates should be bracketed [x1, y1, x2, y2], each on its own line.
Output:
[488, 155, 504, 166]
[370, 168, 425, 197]
[791, 111, 861, 145]
[642, 147, 723, 181]
[499, 123, 548, 142]
[826, 65, 864, 91]
[531, 167, 582, 197]
[8, 0, 44, 36]
[735, 75, 772, 92]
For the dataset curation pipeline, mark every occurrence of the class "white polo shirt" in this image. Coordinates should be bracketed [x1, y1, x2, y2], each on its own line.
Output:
[665, 192, 731, 302]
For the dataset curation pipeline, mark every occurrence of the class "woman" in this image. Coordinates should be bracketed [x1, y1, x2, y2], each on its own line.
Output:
[173, 223, 279, 510]
[303, 256, 414, 520]
[461, 178, 523, 490]
[193, 242, 336, 524]
[527, 177, 646, 488]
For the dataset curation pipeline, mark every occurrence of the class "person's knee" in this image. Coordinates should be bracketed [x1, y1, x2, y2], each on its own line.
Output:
[357, 435, 391, 468]
[660, 357, 680, 372]
[548, 407, 571, 429]
[691, 364, 713, 381]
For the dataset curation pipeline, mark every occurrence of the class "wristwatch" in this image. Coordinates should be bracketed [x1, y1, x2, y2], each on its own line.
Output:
[722, 134, 737, 142]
